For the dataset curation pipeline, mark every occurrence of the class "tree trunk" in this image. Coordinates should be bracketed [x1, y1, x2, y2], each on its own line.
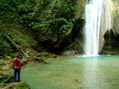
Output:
[5, 34, 29, 62]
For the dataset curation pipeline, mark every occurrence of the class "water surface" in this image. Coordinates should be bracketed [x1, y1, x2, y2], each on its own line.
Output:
[21, 55, 119, 89]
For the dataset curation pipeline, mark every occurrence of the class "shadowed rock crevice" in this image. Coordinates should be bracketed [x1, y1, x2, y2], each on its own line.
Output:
[101, 30, 119, 54]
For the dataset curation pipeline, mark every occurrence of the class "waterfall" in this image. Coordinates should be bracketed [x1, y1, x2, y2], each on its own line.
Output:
[84, 0, 112, 56]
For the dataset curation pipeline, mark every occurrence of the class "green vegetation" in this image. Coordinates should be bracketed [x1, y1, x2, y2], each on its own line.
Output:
[6, 82, 30, 89]
[0, 2, 85, 88]
[0, 72, 13, 83]
[0, 0, 85, 57]
[1, 1, 119, 89]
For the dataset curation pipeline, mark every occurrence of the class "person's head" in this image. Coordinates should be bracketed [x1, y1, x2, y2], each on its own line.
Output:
[16, 55, 20, 59]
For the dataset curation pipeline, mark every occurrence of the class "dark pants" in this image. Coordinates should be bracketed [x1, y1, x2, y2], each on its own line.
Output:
[14, 67, 20, 82]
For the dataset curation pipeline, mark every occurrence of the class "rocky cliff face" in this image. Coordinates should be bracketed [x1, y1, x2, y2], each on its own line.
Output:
[75, 0, 85, 19]
[101, 0, 119, 54]
[112, 0, 119, 35]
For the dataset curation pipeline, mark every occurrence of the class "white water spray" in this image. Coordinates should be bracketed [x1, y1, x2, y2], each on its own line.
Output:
[84, 0, 112, 56]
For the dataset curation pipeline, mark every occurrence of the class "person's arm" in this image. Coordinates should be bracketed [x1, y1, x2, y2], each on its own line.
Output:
[20, 64, 21, 70]
[19, 59, 21, 70]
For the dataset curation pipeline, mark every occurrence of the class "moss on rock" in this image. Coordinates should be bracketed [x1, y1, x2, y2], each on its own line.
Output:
[0, 72, 13, 83]
[6, 82, 30, 89]
[31, 52, 57, 63]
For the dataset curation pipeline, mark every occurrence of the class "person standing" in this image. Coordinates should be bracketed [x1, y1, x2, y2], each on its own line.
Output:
[13, 55, 21, 82]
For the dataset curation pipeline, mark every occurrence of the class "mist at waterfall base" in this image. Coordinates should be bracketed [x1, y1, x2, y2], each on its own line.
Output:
[84, 0, 112, 56]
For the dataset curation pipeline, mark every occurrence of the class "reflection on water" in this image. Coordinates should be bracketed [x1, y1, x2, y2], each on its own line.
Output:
[22, 55, 119, 89]
[82, 57, 98, 89]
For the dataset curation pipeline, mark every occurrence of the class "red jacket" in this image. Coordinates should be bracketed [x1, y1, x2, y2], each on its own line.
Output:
[13, 58, 21, 70]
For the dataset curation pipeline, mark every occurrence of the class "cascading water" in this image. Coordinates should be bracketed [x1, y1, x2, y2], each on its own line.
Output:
[84, 0, 112, 56]
[85, 0, 103, 56]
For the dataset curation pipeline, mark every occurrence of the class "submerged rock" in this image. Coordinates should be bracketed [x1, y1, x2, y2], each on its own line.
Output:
[63, 50, 76, 56]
